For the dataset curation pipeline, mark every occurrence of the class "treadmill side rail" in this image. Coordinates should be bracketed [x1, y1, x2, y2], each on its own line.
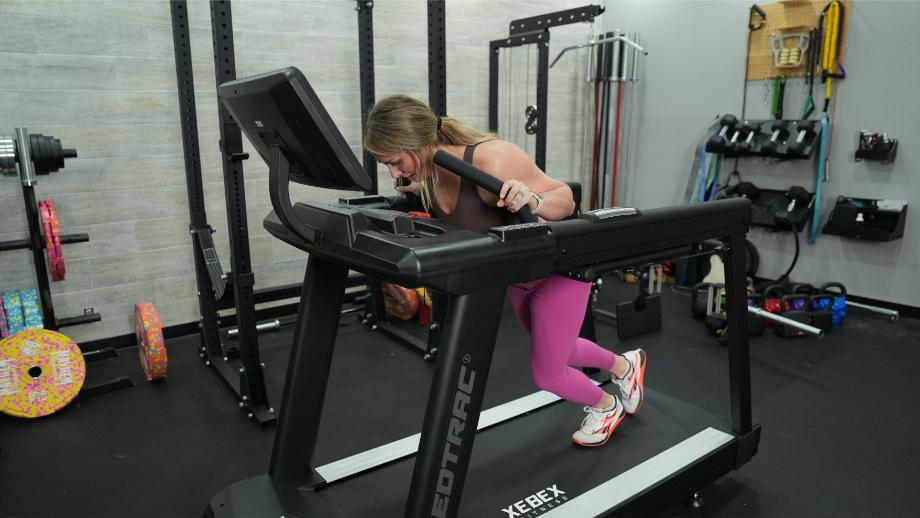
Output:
[542, 427, 735, 518]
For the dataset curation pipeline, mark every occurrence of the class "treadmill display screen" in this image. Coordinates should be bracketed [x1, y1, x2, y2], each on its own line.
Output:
[217, 66, 373, 192]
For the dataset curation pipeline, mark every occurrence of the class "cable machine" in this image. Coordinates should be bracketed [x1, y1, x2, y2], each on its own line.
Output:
[488, 5, 606, 171]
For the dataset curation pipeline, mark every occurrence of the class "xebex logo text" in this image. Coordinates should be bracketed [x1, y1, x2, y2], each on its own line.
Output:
[430, 364, 476, 518]
[501, 485, 567, 518]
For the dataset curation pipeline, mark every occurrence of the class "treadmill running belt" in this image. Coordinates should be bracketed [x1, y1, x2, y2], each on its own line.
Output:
[211, 389, 733, 517]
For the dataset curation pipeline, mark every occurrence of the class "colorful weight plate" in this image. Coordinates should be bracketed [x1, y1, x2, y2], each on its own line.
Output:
[39, 200, 55, 270]
[0, 328, 86, 418]
[382, 282, 420, 321]
[18, 288, 44, 329]
[38, 201, 61, 281]
[43, 200, 65, 282]
[134, 303, 167, 381]
[2, 291, 25, 336]
[0, 298, 8, 338]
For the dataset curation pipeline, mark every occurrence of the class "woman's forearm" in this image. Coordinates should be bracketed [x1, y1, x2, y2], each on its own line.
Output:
[530, 184, 575, 221]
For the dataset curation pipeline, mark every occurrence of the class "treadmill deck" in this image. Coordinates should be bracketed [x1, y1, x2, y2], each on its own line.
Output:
[208, 388, 738, 517]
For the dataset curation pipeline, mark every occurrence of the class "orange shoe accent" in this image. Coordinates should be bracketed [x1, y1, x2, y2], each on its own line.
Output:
[632, 350, 647, 413]
[572, 410, 626, 448]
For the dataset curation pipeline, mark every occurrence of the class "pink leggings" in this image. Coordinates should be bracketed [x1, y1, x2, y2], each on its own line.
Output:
[509, 274, 617, 407]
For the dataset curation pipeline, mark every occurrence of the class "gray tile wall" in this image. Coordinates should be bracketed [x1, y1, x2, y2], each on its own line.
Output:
[0, 0, 602, 343]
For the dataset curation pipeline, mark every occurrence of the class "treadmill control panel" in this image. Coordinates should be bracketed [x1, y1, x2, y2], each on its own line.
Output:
[488, 222, 551, 242]
[581, 207, 640, 222]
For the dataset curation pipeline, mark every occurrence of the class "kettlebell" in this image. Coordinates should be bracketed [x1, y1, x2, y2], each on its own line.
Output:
[819, 282, 847, 325]
[705, 312, 728, 336]
[761, 284, 786, 323]
[746, 293, 765, 336]
[791, 283, 815, 296]
[776, 294, 810, 338]
[808, 293, 834, 333]
[690, 282, 714, 319]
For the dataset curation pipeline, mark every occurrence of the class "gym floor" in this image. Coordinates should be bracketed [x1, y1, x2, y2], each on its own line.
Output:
[1, 280, 917, 518]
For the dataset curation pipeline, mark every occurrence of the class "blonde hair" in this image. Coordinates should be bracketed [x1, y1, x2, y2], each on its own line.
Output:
[363, 95, 496, 211]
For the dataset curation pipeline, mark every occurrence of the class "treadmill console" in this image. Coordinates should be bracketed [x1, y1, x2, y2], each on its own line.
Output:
[488, 222, 551, 242]
[580, 207, 641, 222]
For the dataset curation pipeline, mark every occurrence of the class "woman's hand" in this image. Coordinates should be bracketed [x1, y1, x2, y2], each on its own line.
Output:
[395, 179, 423, 196]
[497, 179, 534, 213]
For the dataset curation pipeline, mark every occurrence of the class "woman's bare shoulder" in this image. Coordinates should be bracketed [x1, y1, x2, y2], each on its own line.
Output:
[472, 140, 532, 175]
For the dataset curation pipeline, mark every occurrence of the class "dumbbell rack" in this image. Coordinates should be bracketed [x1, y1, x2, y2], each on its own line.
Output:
[706, 118, 823, 159]
[0, 128, 134, 399]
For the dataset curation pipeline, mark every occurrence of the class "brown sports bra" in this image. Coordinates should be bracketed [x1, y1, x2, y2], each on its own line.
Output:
[430, 144, 518, 234]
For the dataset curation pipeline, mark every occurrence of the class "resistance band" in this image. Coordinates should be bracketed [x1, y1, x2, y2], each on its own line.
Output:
[735, 4, 766, 175]
[697, 146, 708, 203]
[771, 76, 786, 119]
[820, 0, 845, 112]
[802, 26, 819, 118]
[706, 154, 722, 202]
[809, 116, 830, 244]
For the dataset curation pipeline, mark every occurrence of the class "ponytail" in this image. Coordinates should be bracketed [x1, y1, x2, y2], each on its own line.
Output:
[364, 95, 496, 211]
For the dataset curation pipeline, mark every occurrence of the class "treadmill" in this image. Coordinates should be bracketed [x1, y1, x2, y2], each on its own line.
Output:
[209, 67, 760, 518]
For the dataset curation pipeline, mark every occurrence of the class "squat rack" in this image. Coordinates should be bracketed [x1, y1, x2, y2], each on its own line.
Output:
[359, 0, 448, 362]
[169, 0, 372, 426]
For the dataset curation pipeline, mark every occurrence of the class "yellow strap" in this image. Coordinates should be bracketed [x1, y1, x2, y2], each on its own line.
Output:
[821, 7, 834, 70]
[822, 1, 841, 99]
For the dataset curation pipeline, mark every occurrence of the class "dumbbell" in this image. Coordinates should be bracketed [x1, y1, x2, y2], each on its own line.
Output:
[735, 121, 759, 152]
[774, 186, 810, 230]
[706, 114, 739, 153]
[787, 120, 819, 155]
[760, 120, 786, 155]
[725, 181, 759, 200]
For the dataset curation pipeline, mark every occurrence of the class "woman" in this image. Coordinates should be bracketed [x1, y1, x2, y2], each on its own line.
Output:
[364, 95, 646, 447]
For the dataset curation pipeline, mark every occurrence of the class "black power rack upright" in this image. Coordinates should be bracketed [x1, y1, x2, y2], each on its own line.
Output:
[0, 129, 134, 398]
[169, 0, 375, 426]
[360, 0, 448, 362]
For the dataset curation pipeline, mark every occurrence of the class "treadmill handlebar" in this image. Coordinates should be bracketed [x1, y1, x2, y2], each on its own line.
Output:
[269, 145, 321, 245]
[433, 150, 537, 224]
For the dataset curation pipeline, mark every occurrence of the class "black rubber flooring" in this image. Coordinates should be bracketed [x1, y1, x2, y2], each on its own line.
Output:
[1, 280, 918, 518]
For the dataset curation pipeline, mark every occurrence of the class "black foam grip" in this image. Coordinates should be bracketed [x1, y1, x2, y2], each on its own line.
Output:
[433, 150, 536, 223]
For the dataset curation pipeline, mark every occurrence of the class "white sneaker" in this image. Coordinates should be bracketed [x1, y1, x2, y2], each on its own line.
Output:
[572, 396, 625, 447]
[613, 349, 646, 415]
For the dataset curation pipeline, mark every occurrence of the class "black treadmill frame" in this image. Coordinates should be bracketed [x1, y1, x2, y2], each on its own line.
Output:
[210, 66, 758, 517]
[208, 163, 757, 518]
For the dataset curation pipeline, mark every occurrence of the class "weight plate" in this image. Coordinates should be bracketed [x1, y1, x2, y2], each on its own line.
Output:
[18, 289, 43, 329]
[134, 303, 167, 381]
[39, 200, 58, 279]
[44, 200, 65, 281]
[381, 282, 420, 320]
[0, 298, 8, 338]
[30, 134, 48, 175]
[2, 291, 25, 336]
[0, 328, 86, 418]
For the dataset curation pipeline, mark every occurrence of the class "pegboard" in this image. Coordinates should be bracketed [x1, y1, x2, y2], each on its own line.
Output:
[746, 0, 850, 81]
